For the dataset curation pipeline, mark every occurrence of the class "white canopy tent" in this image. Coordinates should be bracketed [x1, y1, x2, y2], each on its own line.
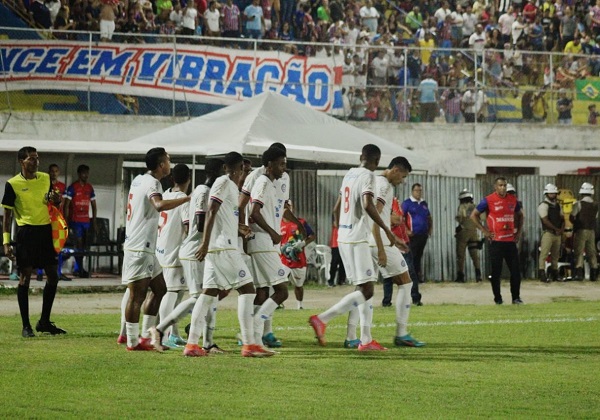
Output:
[127, 92, 427, 169]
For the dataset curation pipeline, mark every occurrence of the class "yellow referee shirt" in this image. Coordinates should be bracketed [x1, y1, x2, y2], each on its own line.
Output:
[2, 172, 52, 226]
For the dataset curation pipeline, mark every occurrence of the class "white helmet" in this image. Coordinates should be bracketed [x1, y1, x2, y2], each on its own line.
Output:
[506, 183, 516, 193]
[544, 183, 559, 195]
[580, 182, 594, 195]
[458, 188, 473, 200]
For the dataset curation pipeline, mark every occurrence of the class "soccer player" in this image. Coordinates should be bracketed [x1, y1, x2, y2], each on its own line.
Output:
[155, 164, 191, 348]
[157, 152, 272, 357]
[247, 147, 291, 347]
[369, 157, 425, 348]
[309, 144, 400, 351]
[63, 164, 97, 278]
[121, 148, 190, 351]
[2, 147, 66, 337]
[149, 158, 225, 353]
[280, 201, 316, 310]
[239, 143, 305, 347]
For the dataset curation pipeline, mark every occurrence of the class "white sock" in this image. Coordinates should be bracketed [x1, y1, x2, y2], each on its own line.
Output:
[203, 300, 218, 348]
[396, 282, 412, 337]
[159, 291, 179, 337]
[119, 288, 130, 337]
[141, 315, 156, 339]
[253, 298, 278, 344]
[346, 307, 359, 341]
[238, 293, 256, 345]
[171, 290, 185, 337]
[264, 317, 273, 336]
[125, 322, 139, 348]
[319, 291, 366, 324]
[359, 298, 374, 344]
[297, 300, 303, 309]
[156, 296, 198, 333]
[188, 294, 216, 346]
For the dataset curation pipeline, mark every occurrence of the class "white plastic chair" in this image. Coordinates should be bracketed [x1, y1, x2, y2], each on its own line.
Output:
[314, 244, 332, 285]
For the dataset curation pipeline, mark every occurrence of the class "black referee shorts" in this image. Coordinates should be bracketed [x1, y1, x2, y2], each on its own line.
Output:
[16, 224, 58, 269]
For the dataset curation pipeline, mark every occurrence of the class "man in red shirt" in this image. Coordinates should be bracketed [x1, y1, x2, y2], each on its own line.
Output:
[280, 203, 315, 310]
[471, 177, 524, 305]
[64, 164, 97, 278]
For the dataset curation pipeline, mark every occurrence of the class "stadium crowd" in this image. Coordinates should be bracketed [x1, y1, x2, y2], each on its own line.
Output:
[6, 0, 600, 122]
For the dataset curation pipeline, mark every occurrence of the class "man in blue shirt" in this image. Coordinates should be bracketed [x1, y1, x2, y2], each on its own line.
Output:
[402, 183, 433, 305]
[244, 0, 264, 39]
[417, 74, 439, 122]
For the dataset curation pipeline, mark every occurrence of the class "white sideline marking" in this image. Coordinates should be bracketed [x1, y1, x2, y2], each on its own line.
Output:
[210, 317, 598, 334]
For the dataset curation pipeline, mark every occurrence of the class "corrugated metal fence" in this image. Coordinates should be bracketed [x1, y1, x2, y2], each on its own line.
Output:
[288, 170, 598, 281]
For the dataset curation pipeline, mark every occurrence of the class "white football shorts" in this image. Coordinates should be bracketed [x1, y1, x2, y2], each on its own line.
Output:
[203, 250, 254, 291]
[370, 245, 409, 278]
[181, 259, 204, 297]
[249, 251, 290, 288]
[289, 267, 307, 287]
[121, 250, 163, 284]
[162, 266, 187, 292]
[338, 241, 376, 285]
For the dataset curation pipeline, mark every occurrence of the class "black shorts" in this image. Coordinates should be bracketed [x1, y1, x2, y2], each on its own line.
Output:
[16, 224, 57, 269]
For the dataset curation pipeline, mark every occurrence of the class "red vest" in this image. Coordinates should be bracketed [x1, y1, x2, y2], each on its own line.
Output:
[486, 192, 518, 242]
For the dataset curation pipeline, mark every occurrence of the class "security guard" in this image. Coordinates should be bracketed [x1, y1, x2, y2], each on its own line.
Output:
[571, 182, 598, 281]
[455, 189, 482, 282]
[537, 183, 564, 282]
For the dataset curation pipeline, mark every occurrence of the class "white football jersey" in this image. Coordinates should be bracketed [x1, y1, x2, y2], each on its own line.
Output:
[337, 167, 375, 244]
[369, 175, 393, 246]
[241, 165, 289, 227]
[207, 175, 239, 252]
[156, 189, 188, 267]
[124, 173, 163, 253]
[247, 174, 278, 252]
[179, 184, 210, 261]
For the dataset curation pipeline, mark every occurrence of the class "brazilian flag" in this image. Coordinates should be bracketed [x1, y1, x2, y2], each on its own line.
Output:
[576, 78, 600, 101]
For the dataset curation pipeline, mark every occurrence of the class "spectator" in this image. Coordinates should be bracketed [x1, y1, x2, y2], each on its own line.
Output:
[317, 0, 331, 24]
[407, 48, 422, 86]
[351, 88, 366, 120]
[405, 6, 423, 33]
[591, 0, 600, 38]
[30, 0, 52, 28]
[63, 164, 97, 278]
[45, 0, 60, 24]
[450, 4, 464, 47]
[462, 5, 477, 39]
[370, 49, 389, 87]
[498, 6, 515, 45]
[470, 177, 524, 305]
[440, 79, 462, 123]
[434, 1, 451, 26]
[181, 2, 198, 37]
[469, 24, 486, 66]
[402, 183, 433, 303]
[461, 82, 477, 122]
[571, 182, 598, 281]
[588, 104, 599, 125]
[556, 88, 573, 124]
[418, 31, 436, 68]
[359, 0, 379, 34]
[417, 73, 438, 123]
[455, 189, 482, 283]
[563, 36, 582, 54]
[537, 183, 564, 282]
[203, 1, 220, 36]
[221, 0, 241, 38]
[559, 7, 577, 50]
[511, 13, 526, 45]
[169, 2, 183, 30]
[53, 6, 75, 38]
[523, 0, 537, 23]
[531, 90, 548, 122]
[99, 0, 117, 42]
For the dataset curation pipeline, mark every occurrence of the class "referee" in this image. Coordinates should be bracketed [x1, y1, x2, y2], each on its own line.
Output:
[2, 147, 67, 337]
